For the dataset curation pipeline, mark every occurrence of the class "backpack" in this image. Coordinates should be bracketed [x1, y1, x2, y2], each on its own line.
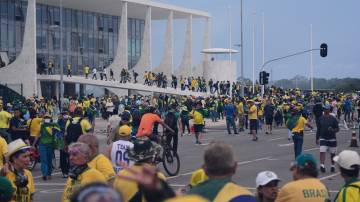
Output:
[66, 118, 83, 144]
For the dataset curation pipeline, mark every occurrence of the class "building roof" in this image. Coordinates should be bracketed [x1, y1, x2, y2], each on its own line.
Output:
[37, 0, 210, 19]
[201, 48, 239, 54]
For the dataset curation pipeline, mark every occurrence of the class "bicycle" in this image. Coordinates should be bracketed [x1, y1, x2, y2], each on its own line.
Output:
[153, 133, 180, 176]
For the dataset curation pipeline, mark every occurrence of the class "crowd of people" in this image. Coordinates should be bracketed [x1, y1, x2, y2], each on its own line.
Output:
[0, 87, 359, 202]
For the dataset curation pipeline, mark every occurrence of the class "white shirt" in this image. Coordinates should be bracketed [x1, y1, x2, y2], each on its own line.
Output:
[111, 140, 134, 173]
[92, 68, 97, 74]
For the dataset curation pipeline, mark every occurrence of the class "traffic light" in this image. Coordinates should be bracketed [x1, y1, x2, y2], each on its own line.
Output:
[320, 43, 328, 57]
[259, 71, 270, 85]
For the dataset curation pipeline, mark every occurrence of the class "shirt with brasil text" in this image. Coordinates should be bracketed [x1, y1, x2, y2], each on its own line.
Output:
[275, 178, 330, 202]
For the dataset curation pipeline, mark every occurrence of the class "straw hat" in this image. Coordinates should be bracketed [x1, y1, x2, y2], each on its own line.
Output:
[6, 139, 31, 159]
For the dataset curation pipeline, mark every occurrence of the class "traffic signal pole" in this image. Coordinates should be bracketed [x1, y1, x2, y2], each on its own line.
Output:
[259, 44, 327, 97]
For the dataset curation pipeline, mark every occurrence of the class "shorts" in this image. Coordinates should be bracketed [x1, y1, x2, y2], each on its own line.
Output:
[250, 119, 257, 130]
[319, 145, 337, 154]
[319, 139, 337, 153]
[265, 116, 273, 125]
[194, 124, 203, 133]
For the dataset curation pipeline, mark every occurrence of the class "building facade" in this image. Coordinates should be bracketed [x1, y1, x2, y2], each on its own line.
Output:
[0, 0, 210, 98]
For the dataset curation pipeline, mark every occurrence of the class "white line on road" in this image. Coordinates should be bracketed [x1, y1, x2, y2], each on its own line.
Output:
[319, 172, 340, 181]
[35, 183, 65, 186]
[278, 143, 294, 147]
[304, 147, 319, 152]
[33, 172, 62, 179]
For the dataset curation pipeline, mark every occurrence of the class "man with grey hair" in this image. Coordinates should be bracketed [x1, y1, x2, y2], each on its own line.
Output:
[62, 142, 106, 202]
[77, 135, 115, 182]
[189, 142, 256, 202]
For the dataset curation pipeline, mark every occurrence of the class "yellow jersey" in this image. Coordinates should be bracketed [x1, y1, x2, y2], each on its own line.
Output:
[237, 102, 244, 115]
[275, 178, 329, 202]
[335, 179, 360, 202]
[27, 118, 43, 137]
[291, 116, 307, 133]
[0, 110, 12, 128]
[114, 165, 166, 202]
[62, 167, 106, 202]
[0, 136, 8, 168]
[6, 169, 35, 202]
[87, 154, 115, 181]
[65, 117, 92, 135]
[248, 105, 258, 120]
[190, 168, 209, 187]
[190, 110, 204, 125]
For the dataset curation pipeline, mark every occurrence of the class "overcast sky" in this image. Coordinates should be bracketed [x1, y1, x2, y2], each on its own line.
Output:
[152, 0, 360, 80]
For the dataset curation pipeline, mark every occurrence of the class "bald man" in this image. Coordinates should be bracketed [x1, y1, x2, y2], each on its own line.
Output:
[77, 135, 115, 183]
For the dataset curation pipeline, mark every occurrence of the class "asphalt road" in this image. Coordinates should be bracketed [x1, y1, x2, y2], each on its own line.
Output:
[33, 118, 360, 201]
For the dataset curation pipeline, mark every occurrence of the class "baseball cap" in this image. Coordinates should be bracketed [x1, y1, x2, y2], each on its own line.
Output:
[291, 153, 317, 170]
[333, 150, 360, 170]
[255, 171, 280, 188]
[118, 125, 132, 137]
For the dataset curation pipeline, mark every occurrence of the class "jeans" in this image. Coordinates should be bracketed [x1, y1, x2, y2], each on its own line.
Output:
[226, 117, 237, 134]
[39, 144, 54, 177]
[210, 110, 217, 122]
[292, 133, 304, 159]
[238, 114, 244, 131]
[60, 149, 70, 175]
[0, 128, 12, 143]
[181, 119, 190, 134]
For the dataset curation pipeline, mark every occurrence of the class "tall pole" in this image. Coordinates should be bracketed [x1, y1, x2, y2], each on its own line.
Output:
[261, 12, 265, 96]
[59, 0, 64, 111]
[252, 12, 255, 94]
[240, 0, 244, 97]
[228, 5, 232, 63]
[310, 24, 313, 91]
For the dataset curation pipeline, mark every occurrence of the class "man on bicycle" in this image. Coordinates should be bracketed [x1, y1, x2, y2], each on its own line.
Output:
[136, 106, 174, 159]
[136, 106, 174, 140]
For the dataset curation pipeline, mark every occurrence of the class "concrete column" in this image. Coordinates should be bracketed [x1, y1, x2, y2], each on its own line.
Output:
[153, 10, 173, 78]
[201, 17, 211, 76]
[133, 6, 152, 83]
[176, 15, 192, 77]
[108, 1, 128, 80]
[54, 82, 59, 100]
[0, 0, 37, 97]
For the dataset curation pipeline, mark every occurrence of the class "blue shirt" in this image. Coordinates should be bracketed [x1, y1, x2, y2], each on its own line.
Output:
[224, 104, 236, 119]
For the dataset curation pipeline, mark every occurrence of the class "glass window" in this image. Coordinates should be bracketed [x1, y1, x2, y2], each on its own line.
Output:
[0, 23, 8, 48]
[0, 0, 8, 19]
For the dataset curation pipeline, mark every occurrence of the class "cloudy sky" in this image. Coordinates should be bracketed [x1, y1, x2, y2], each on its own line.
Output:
[152, 0, 360, 80]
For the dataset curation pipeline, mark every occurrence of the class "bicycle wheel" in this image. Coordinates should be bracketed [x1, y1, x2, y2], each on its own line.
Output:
[162, 148, 180, 176]
[28, 157, 37, 171]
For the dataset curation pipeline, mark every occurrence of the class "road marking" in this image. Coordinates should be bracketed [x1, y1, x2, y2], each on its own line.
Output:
[33, 172, 62, 179]
[269, 133, 314, 142]
[304, 147, 319, 152]
[167, 156, 273, 180]
[278, 143, 294, 147]
[319, 172, 340, 181]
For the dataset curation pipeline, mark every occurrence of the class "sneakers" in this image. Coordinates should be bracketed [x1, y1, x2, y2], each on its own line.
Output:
[320, 165, 326, 173]
[196, 141, 202, 145]
[330, 166, 336, 173]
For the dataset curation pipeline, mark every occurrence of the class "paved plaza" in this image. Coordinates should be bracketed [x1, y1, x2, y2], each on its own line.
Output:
[33, 118, 358, 201]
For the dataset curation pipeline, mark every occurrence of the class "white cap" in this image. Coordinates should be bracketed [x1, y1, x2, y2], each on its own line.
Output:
[255, 171, 280, 188]
[333, 150, 360, 170]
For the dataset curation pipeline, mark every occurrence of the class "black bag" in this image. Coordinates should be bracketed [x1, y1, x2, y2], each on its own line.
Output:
[65, 118, 83, 144]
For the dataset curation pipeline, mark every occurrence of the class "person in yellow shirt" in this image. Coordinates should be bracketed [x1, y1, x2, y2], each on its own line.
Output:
[286, 107, 313, 158]
[237, 99, 245, 132]
[114, 138, 166, 202]
[333, 150, 360, 202]
[190, 102, 204, 145]
[62, 142, 106, 202]
[248, 100, 258, 141]
[67, 64, 72, 77]
[275, 153, 330, 202]
[77, 135, 115, 183]
[2, 139, 35, 202]
[0, 136, 8, 169]
[65, 107, 92, 144]
[0, 103, 12, 142]
[189, 168, 209, 188]
[84, 65, 90, 79]
[26, 111, 43, 145]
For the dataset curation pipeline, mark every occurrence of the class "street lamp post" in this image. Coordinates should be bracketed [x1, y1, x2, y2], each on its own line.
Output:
[240, 0, 244, 97]
[59, 0, 64, 111]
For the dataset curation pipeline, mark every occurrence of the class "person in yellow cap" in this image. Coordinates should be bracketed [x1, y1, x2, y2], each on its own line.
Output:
[1, 139, 35, 202]
[107, 125, 134, 173]
[77, 135, 115, 184]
